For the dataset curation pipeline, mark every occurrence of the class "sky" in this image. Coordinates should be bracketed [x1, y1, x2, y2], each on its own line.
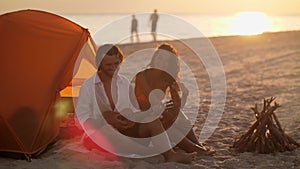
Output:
[1, 0, 300, 15]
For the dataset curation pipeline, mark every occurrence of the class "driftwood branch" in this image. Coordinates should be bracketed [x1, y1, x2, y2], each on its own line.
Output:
[232, 97, 299, 154]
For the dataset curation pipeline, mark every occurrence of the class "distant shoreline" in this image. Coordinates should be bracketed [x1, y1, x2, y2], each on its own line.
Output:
[119, 30, 300, 46]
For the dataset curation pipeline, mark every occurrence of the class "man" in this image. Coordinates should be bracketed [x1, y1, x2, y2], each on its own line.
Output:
[149, 9, 159, 41]
[75, 44, 196, 163]
[130, 15, 140, 43]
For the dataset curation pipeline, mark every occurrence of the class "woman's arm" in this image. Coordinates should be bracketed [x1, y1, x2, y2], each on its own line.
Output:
[178, 82, 189, 107]
[169, 81, 181, 110]
[135, 71, 152, 110]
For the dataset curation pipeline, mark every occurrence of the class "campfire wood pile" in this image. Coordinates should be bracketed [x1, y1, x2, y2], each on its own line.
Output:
[232, 97, 299, 154]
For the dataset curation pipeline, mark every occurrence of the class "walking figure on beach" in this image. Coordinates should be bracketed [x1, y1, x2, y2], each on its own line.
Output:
[130, 15, 140, 43]
[149, 9, 159, 41]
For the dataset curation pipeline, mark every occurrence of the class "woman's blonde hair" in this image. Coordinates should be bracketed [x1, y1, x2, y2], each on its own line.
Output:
[148, 43, 180, 80]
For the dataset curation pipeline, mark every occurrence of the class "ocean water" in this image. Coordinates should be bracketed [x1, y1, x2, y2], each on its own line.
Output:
[61, 13, 299, 109]
[62, 13, 300, 44]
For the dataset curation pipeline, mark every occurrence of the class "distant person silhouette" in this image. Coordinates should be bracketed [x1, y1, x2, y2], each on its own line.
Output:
[149, 9, 159, 41]
[130, 15, 140, 43]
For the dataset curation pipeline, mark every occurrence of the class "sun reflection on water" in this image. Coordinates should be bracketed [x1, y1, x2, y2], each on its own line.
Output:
[228, 12, 271, 36]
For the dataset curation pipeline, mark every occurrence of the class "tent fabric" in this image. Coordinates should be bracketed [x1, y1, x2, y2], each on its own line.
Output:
[0, 9, 93, 155]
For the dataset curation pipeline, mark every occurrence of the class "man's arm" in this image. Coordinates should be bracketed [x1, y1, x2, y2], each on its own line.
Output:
[76, 83, 93, 125]
[75, 82, 104, 133]
[102, 111, 134, 130]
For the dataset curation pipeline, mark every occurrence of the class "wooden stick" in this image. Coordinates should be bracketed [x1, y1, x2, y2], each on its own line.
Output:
[233, 97, 299, 153]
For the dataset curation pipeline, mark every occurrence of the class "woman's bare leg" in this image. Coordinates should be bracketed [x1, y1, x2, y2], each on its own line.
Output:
[138, 119, 196, 163]
[174, 112, 216, 155]
[185, 128, 200, 144]
[175, 136, 214, 155]
[166, 126, 215, 156]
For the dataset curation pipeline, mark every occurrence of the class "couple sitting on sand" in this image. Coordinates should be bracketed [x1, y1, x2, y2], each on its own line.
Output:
[75, 43, 215, 163]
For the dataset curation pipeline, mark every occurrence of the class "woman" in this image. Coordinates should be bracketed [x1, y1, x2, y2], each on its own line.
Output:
[135, 43, 215, 155]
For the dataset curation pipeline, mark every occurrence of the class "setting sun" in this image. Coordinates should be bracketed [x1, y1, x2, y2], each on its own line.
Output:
[228, 12, 270, 35]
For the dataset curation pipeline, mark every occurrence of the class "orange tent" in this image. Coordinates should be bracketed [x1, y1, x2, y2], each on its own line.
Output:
[0, 9, 96, 159]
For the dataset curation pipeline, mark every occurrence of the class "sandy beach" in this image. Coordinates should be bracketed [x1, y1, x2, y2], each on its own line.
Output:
[0, 30, 299, 169]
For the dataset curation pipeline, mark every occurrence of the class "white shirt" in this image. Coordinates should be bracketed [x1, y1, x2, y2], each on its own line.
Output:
[75, 72, 139, 129]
